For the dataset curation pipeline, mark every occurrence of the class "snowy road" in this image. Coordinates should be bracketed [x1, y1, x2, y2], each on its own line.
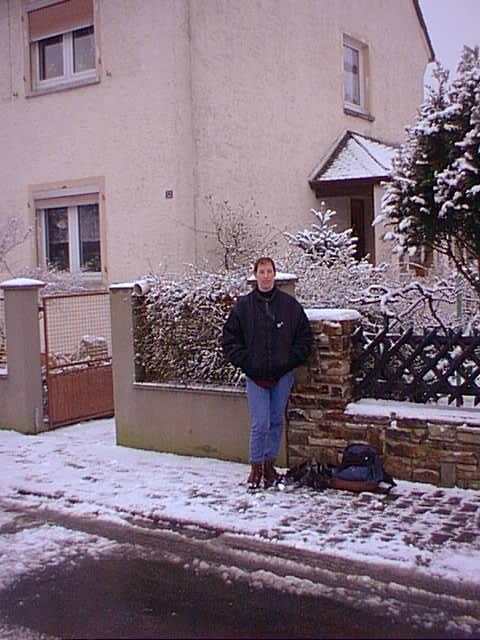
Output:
[0, 499, 474, 639]
[0, 418, 479, 637]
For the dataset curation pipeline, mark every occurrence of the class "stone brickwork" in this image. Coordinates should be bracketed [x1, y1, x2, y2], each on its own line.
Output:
[288, 315, 480, 490]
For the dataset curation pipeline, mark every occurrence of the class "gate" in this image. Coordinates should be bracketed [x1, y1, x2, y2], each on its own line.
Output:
[42, 292, 114, 428]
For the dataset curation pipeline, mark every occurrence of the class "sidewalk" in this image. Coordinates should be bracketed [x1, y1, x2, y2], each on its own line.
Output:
[1, 418, 480, 636]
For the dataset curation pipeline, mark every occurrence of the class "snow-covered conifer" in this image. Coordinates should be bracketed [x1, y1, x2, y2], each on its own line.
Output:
[380, 47, 480, 294]
[283, 206, 385, 309]
[285, 206, 358, 266]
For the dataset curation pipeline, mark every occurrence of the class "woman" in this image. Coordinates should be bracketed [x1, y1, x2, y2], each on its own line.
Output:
[223, 257, 312, 489]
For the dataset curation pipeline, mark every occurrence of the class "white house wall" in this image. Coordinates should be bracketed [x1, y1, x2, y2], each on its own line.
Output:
[0, 0, 431, 282]
[1, 0, 197, 282]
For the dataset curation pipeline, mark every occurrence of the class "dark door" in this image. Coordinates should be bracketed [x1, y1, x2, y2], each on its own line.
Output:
[350, 198, 367, 260]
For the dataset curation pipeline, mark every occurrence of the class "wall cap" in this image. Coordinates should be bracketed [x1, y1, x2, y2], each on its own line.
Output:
[1, 278, 45, 289]
[346, 398, 480, 426]
[306, 308, 361, 322]
[133, 381, 245, 397]
[247, 272, 298, 285]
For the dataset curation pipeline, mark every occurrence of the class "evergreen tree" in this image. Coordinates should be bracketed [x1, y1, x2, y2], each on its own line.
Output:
[380, 46, 480, 294]
[285, 205, 359, 266]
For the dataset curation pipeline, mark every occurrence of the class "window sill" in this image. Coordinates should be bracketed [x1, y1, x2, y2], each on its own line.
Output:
[343, 106, 374, 122]
[26, 76, 100, 98]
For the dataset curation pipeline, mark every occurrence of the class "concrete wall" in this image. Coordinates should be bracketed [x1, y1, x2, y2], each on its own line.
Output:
[0, 0, 431, 282]
[0, 279, 45, 434]
[110, 282, 287, 465]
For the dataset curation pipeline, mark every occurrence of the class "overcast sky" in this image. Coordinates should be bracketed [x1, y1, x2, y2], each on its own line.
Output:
[419, 0, 480, 79]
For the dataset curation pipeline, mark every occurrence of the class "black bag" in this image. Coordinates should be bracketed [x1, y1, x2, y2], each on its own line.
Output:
[286, 444, 396, 495]
[330, 443, 396, 494]
[285, 459, 333, 491]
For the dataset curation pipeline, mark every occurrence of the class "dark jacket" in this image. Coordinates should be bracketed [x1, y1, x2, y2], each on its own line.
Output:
[222, 286, 313, 381]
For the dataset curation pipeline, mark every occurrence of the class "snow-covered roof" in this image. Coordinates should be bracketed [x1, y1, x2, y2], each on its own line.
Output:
[309, 131, 398, 184]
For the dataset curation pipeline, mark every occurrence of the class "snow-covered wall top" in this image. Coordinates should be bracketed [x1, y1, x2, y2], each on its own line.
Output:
[0, 278, 45, 289]
[346, 398, 480, 425]
[306, 308, 361, 322]
[247, 272, 298, 283]
[110, 282, 136, 290]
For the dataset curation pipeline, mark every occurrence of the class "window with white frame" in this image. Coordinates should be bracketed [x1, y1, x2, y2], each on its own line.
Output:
[35, 192, 101, 274]
[26, 0, 97, 93]
[343, 35, 368, 114]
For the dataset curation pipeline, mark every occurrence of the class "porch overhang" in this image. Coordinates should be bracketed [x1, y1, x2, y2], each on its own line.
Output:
[309, 131, 397, 198]
[310, 176, 386, 198]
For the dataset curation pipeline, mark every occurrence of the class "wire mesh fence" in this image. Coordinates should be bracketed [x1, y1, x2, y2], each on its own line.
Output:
[42, 291, 113, 427]
[43, 292, 112, 371]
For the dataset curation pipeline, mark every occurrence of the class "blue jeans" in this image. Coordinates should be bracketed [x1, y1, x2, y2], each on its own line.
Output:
[246, 371, 295, 464]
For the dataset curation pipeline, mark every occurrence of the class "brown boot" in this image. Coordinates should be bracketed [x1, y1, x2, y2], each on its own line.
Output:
[264, 460, 283, 488]
[247, 463, 263, 489]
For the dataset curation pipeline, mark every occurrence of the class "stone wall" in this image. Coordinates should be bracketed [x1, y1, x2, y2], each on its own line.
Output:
[288, 313, 480, 490]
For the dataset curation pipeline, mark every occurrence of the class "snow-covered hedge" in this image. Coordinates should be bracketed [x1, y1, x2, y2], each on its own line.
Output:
[134, 267, 248, 386]
[133, 203, 479, 386]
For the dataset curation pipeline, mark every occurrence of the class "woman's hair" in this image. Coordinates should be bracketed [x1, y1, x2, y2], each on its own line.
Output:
[254, 257, 276, 273]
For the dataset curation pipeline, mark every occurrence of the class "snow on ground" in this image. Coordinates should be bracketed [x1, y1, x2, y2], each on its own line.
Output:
[0, 524, 122, 592]
[1, 417, 479, 595]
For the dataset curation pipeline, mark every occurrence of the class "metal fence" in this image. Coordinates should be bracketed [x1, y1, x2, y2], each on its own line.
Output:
[42, 291, 113, 427]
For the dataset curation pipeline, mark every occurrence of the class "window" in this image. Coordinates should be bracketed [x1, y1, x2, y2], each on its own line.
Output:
[26, 0, 97, 93]
[34, 189, 102, 275]
[344, 44, 361, 105]
[343, 35, 370, 117]
[43, 204, 100, 272]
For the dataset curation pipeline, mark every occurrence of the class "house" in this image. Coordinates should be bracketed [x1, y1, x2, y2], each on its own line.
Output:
[0, 0, 434, 285]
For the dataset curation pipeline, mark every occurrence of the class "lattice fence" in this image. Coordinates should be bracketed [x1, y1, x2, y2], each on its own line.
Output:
[352, 322, 480, 407]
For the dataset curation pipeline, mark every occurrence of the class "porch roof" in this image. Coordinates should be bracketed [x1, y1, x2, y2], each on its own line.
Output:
[309, 131, 398, 194]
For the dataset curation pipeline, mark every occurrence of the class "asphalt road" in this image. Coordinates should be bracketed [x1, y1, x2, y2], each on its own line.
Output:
[0, 500, 477, 639]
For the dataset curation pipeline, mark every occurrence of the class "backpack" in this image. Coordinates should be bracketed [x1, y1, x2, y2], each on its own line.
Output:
[330, 443, 396, 494]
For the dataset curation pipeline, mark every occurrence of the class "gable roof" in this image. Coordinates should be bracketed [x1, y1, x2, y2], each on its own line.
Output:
[309, 131, 398, 188]
[412, 0, 435, 63]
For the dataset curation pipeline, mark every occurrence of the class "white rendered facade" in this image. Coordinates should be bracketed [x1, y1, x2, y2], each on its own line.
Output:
[0, 0, 433, 283]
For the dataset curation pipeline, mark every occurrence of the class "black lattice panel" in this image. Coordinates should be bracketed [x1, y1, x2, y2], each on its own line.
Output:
[353, 323, 480, 407]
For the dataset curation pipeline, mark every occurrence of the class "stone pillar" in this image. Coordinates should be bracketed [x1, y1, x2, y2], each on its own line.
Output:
[0, 278, 45, 434]
[110, 283, 137, 443]
[287, 309, 361, 467]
